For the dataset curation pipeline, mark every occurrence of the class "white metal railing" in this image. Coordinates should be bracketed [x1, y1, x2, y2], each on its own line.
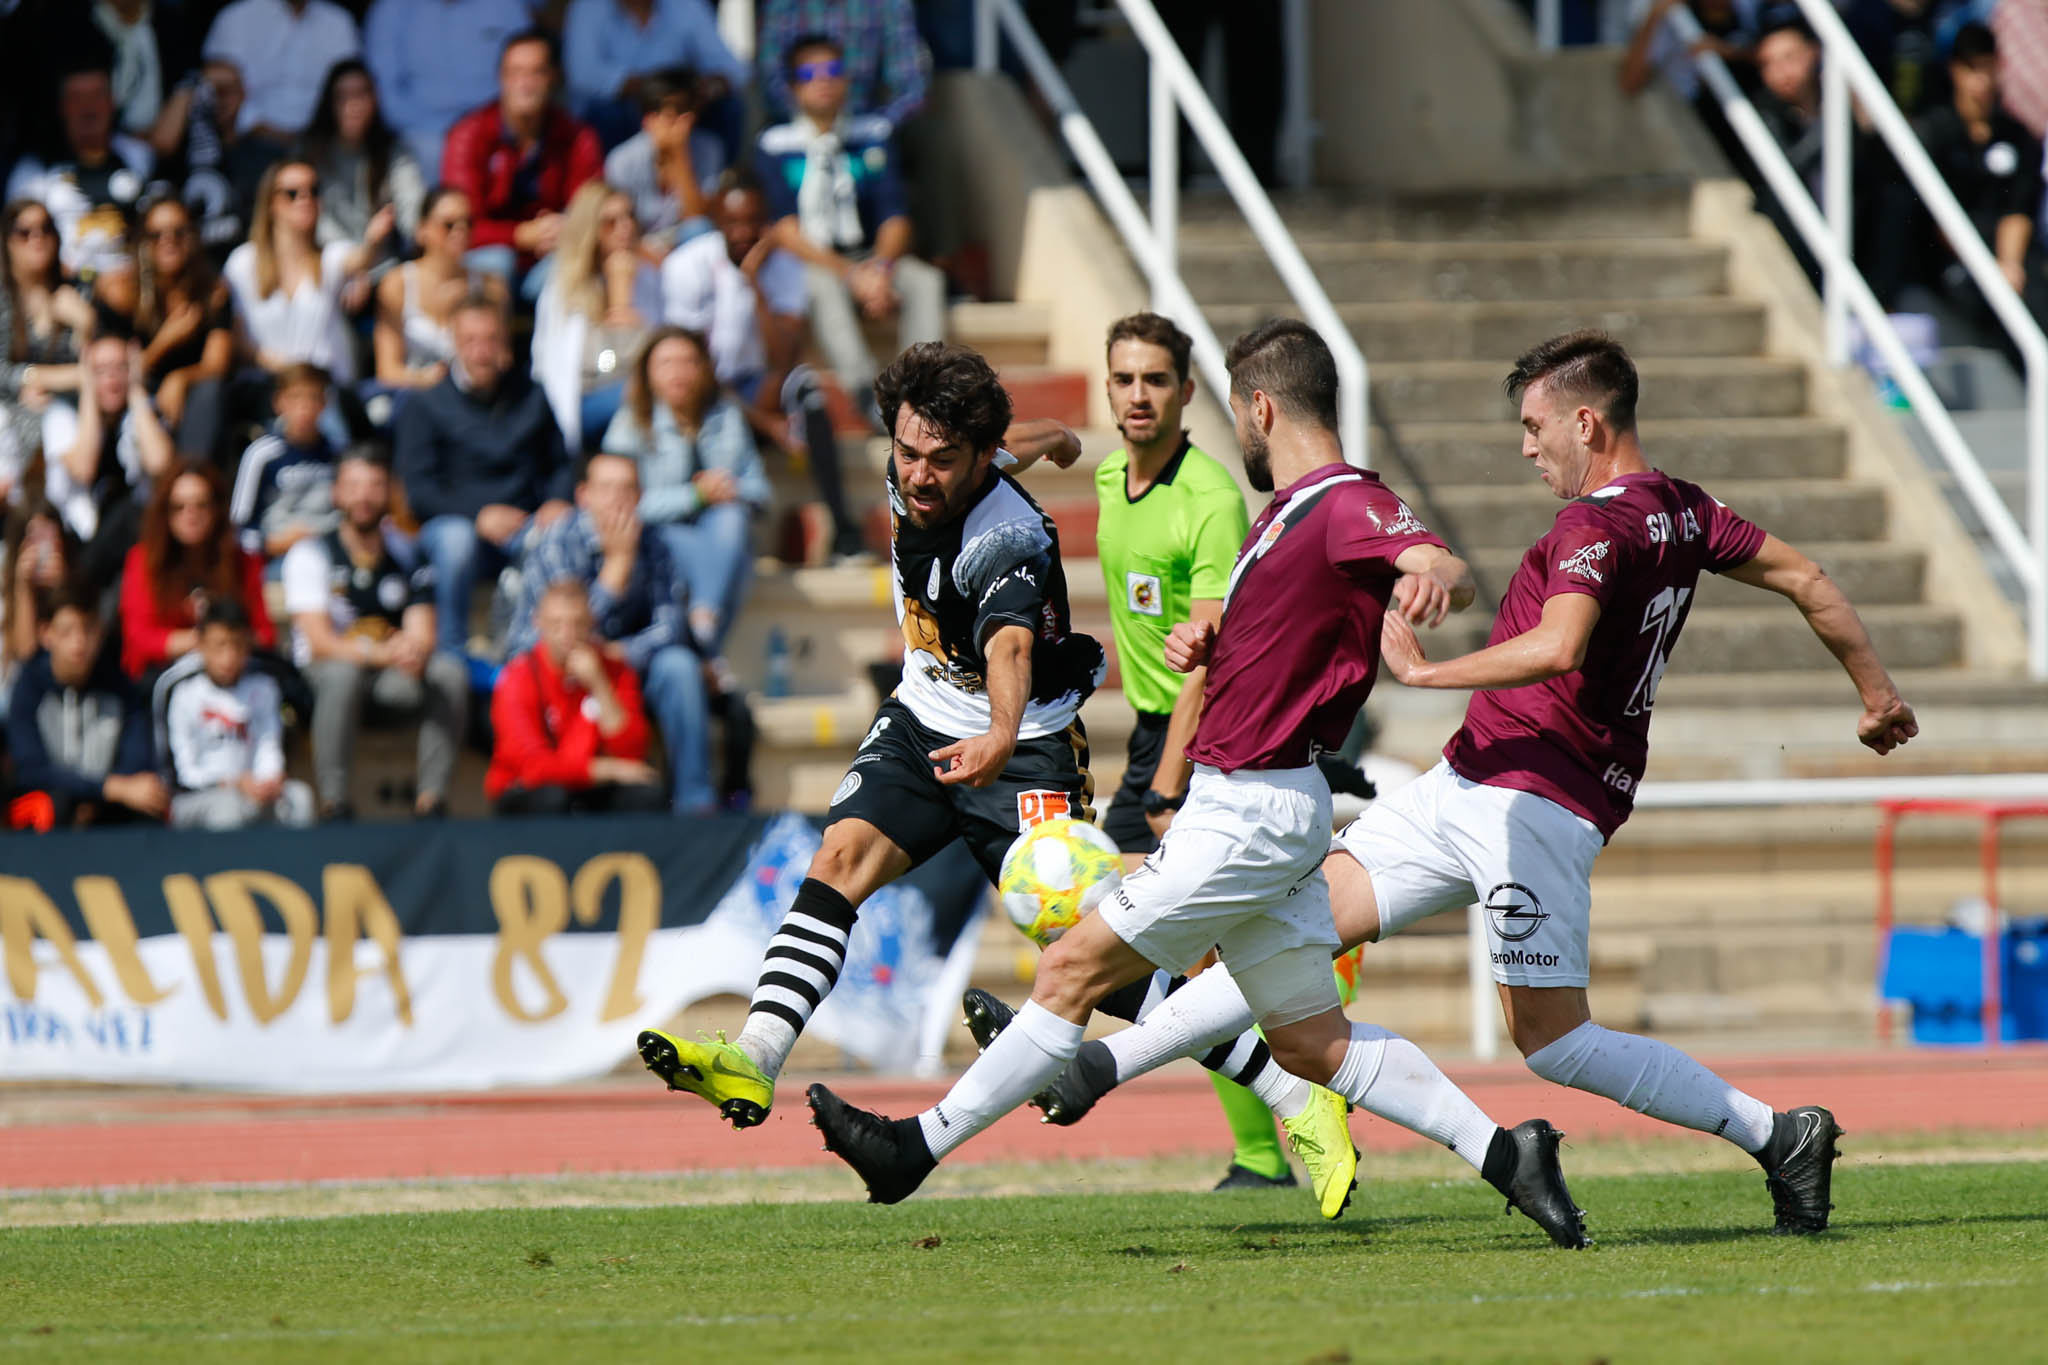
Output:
[1656, 3, 2048, 678]
[974, 0, 1370, 466]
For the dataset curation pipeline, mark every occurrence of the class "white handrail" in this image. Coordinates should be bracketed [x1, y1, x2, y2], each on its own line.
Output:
[1667, 4, 2047, 678]
[977, 0, 1371, 467]
[985, 2, 1231, 415]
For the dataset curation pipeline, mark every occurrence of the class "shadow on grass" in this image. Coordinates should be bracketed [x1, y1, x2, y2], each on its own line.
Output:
[1596, 1208, 2048, 1248]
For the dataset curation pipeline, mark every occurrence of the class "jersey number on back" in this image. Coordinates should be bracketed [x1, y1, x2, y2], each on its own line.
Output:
[1625, 585, 1691, 718]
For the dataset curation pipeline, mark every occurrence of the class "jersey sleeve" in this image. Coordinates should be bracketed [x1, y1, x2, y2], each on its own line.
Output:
[1328, 485, 1445, 581]
[1702, 495, 1769, 574]
[1537, 503, 1630, 606]
[1186, 483, 1251, 599]
[970, 551, 1051, 646]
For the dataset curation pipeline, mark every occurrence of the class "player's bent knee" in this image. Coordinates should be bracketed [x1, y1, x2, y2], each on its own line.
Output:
[1501, 985, 1591, 1059]
[809, 819, 909, 903]
[1032, 916, 1152, 1021]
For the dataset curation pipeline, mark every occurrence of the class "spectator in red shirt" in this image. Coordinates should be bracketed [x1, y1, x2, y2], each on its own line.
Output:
[486, 577, 667, 814]
[118, 460, 275, 681]
[442, 29, 604, 296]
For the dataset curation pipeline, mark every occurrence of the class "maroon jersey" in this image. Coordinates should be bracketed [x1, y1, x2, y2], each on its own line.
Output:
[1443, 470, 1766, 838]
[1187, 465, 1446, 773]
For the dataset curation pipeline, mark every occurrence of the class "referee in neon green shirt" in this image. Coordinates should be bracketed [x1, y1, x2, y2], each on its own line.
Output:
[1094, 313, 1292, 1191]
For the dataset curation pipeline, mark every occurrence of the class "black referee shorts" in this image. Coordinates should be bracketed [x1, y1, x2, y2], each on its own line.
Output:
[1101, 709, 1170, 856]
[824, 697, 1097, 882]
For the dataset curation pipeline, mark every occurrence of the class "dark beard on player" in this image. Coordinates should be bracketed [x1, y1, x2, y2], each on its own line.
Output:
[1242, 428, 1274, 492]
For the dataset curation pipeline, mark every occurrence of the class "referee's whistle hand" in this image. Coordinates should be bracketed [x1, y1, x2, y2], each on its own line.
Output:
[930, 734, 1014, 787]
[1164, 620, 1215, 673]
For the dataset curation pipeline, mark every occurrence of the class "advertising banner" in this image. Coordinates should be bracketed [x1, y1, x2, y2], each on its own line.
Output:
[0, 813, 989, 1092]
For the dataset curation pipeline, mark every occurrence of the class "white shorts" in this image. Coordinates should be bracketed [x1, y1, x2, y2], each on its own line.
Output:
[1098, 763, 1340, 1022]
[1331, 760, 1603, 988]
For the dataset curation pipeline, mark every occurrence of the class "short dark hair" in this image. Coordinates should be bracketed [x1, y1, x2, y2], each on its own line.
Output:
[199, 597, 252, 634]
[38, 582, 98, 627]
[874, 342, 1014, 456]
[1107, 312, 1193, 385]
[785, 31, 844, 76]
[1952, 21, 1997, 65]
[501, 27, 558, 70]
[1755, 6, 1815, 46]
[1225, 319, 1339, 431]
[1504, 330, 1639, 433]
[575, 450, 640, 486]
[637, 66, 699, 115]
[337, 441, 392, 474]
[274, 362, 332, 396]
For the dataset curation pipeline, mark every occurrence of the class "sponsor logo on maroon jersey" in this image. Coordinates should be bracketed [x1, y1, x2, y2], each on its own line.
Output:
[1555, 540, 1612, 584]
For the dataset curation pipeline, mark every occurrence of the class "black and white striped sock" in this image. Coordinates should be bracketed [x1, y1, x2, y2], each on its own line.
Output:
[735, 878, 858, 1077]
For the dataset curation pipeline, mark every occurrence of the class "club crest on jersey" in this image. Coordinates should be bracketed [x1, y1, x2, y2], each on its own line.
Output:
[1367, 500, 1428, 537]
[927, 560, 942, 600]
[1556, 540, 1612, 584]
[831, 771, 862, 806]
[1126, 571, 1163, 617]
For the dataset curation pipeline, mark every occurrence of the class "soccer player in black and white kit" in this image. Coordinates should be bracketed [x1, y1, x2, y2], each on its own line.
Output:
[637, 342, 1110, 1127]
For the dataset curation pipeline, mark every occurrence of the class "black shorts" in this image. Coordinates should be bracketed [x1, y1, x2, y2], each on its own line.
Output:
[1101, 709, 1170, 856]
[825, 697, 1097, 882]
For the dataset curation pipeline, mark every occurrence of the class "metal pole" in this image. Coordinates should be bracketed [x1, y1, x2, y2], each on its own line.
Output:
[1468, 903, 1498, 1061]
[2030, 364, 2048, 676]
[975, 0, 999, 73]
[1535, 0, 1563, 51]
[1149, 53, 1178, 308]
[1822, 46, 1851, 367]
[1278, 0, 1315, 189]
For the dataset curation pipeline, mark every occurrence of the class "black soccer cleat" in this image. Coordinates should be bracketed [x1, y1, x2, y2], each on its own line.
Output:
[1212, 1162, 1299, 1192]
[961, 987, 1016, 1052]
[961, 989, 1111, 1126]
[1755, 1105, 1842, 1234]
[807, 1084, 938, 1205]
[1485, 1119, 1589, 1249]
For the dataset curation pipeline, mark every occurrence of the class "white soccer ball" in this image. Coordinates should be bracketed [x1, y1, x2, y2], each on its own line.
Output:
[998, 818, 1124, 948]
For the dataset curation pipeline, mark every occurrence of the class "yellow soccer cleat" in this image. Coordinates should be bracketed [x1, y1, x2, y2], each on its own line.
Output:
[1281, 1084, 1360, 1220]
[637, 1028, 775, 1129]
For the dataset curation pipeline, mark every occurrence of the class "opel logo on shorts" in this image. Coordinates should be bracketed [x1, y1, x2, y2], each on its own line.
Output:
[1485, 881, 1548, 942]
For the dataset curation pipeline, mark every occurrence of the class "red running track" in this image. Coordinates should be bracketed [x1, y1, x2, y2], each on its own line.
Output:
[6, 1047, 2047, 1192]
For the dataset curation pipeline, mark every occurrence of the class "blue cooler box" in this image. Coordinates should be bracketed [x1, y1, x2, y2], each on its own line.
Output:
[1881, 919, 2048, 1043]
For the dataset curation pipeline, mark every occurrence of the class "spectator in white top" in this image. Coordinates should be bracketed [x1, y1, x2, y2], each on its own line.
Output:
[663, 171, 862, 559]
[363, 0, 535, 184]
[284, 446, 467, 820]
[533, 181, 662, 453]
[156, 596, 314, 829]
[224, 158, 391, 394]
[604, 67, 726, 249]
[6, 64, 156, 283]
[202, 0, 361, 143]
[370, 187, 504, 399]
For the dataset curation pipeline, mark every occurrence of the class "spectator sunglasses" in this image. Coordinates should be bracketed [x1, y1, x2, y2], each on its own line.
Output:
[794, 58, 845, 83]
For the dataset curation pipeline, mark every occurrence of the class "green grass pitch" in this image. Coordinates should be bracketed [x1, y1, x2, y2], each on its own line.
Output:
[5, 1160, 2044, 1363]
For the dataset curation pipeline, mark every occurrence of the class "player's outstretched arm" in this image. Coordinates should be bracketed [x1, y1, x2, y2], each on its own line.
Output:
[1390, 545, 1476, 625]
[1382, 592, 1601, 691]
[995, 420, 1083, 473]
[1721, 535, 1918, 754]
[931, 625, 1032, 785]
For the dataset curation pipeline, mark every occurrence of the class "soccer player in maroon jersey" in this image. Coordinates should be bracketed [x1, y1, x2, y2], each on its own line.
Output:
[1013, 330, 1916, 1235]
[807, 320, 1591, 1247]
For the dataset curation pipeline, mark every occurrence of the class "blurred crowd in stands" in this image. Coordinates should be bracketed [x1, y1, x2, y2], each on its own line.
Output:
[0, 0, 1059, 832]
[1619, 0, 2048, 363]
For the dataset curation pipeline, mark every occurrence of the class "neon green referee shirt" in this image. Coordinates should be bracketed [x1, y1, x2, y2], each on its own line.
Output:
[1094, 438, 1251, 717]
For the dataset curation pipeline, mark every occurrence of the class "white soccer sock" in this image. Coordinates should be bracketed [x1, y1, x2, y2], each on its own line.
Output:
[1100, 966, 1258, 1083]
[1524, 1021, 1776, 1153]
[918, 1001, 1084, 1161]
[1241, 1050, 1313, 1121]
[1329, 1022, 1500, 1171]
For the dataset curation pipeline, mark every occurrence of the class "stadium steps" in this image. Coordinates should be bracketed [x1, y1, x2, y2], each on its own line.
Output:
[1174, 238, 1731, 306]
[1205, 296, 1769, 361]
